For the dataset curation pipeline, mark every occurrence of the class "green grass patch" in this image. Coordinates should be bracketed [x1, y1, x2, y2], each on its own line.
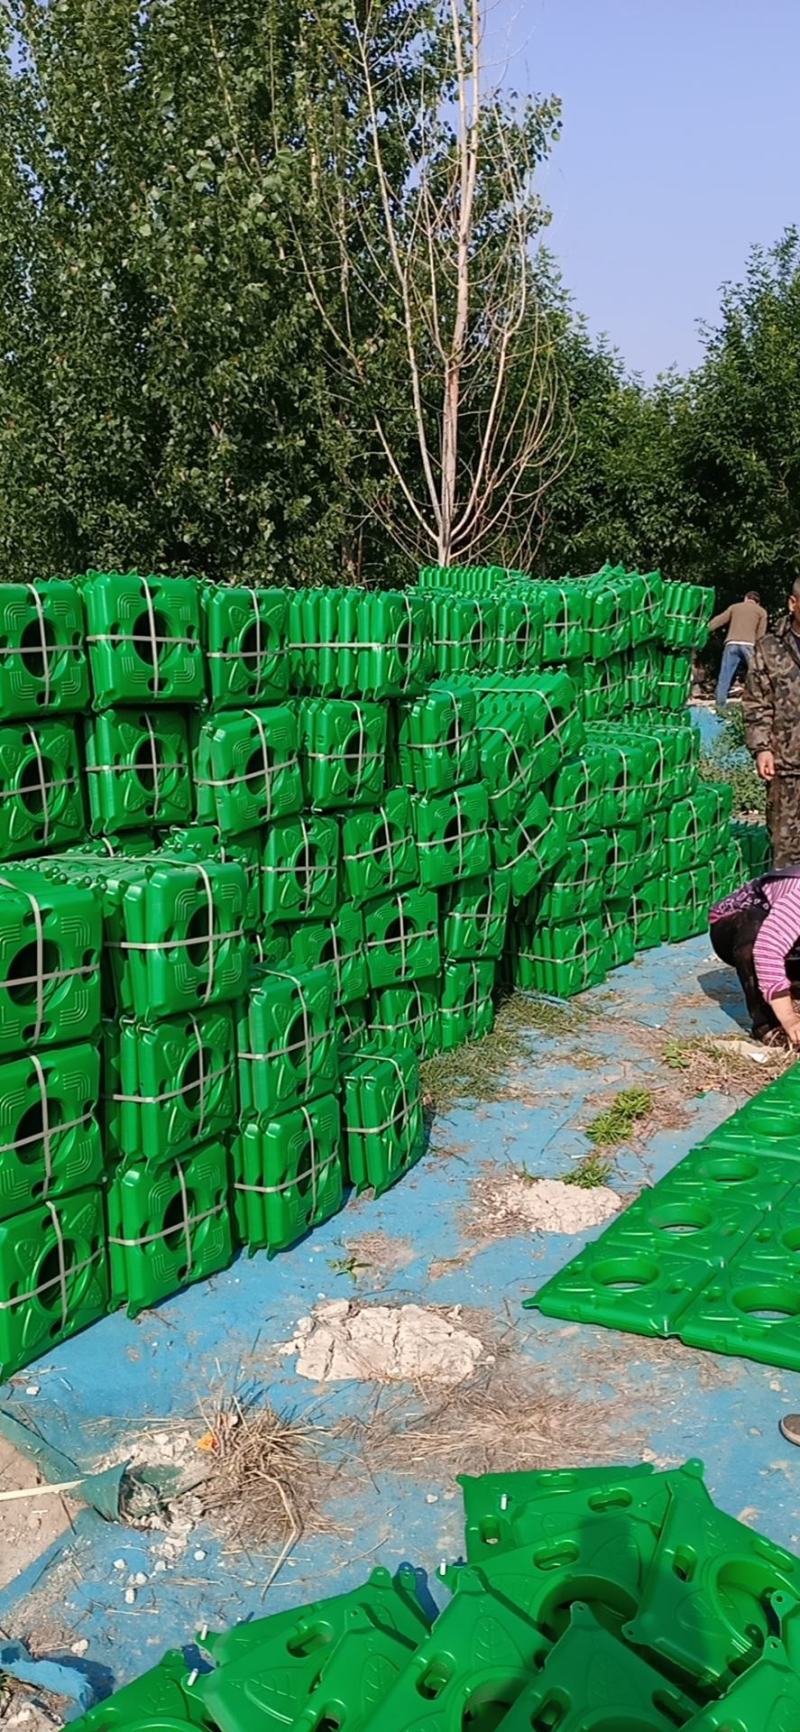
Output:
[421, 990, 588, 1114]
[562, 1152, 615, 1188]
[584, 1086, 652, 1148]
[699, 706, 764, 817]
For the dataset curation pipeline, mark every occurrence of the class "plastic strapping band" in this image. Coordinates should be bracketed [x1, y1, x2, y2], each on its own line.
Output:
[188, 1014, 207, 1139]
[143, 714, 161, 822]
[250, 589, 264, 696]
[45, 1200, 69, 1328]
[143, 576, 160, 698]
[30, 1054, 54, 1194]
[299, 816, 313, 913]
[0, 1227, 103, 1315]
[247, 708, 273, 819]
[348, 1053, 411, 1140]
[27, 585, 52, 707]
[110, 1065, 231, 1110]
[109, 1200, 226, 1251]
[0, 876, 46, 1044]
[26, 725, 51, 846]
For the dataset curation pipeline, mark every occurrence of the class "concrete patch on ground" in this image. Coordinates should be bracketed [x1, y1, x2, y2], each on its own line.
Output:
[475, 1172, 623, 1236]
[281, 1301, 486, 1385]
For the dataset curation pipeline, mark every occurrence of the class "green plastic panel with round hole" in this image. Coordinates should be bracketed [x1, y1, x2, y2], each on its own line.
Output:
[261, 813, 339, 925]
[162, 825, 262, 933]
[0, 1187, 108, 1379]
[494, 1601, 697, 1732]
[441, 872, 510, 961]
[195, 705, 302, 835]
[341, 788, 418, 906]
[549, 745, 616, 842]
[81, 570, 204, 709]
[509, 911, 608, 998]
[0, 719, 85, 860]
[107, 1140, 233, 1317]
[473, 701, 534, 827]
[238, 964, 338, 1116]
[602, 824, 643, 899]
[203, 584, 289, 709]
[115, 858, 249, 1017]
[299, 697, 387, 810]
[666, 784, 732, 873]
[104, 1005, 237, 1164]
[233, 1093, 343, 1255]
[84, 708, 193, 835]
[342, 1043, 424, 1196]
[0, 867, 102, 1055]
[262, 905, 367, 1005]
[363, 887, 441, 988]
[0, 582, 89, 719]
[0, 1042, 102, 1221]
[732, 819, 771, 877]
[657, 649, 693, 711]
[67, 1650, 207, 1732]
[438, 959, 496, 1051]
[394, 682, 480, 795]
[631, 875, 663, 952]
[664, 865, 713, 943]
[532, 579, 590, 664]
[492, 791, 567, 904]
[337, 997, 371, 1059]
[369, 977, 441, 1058]
[412, 782, 491, 890]
[661, 578, 714, 650]
[535, 835, 608, 924]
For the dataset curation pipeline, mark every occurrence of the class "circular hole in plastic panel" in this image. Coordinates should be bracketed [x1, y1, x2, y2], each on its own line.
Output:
[185, 907, 212, 968]
[19, 755, 56, 815]
[162, 1188, 191, 1252]
[649, 1202, 712, 1236]
[131, 609, 170, 663]
[133, 736, 162, 792]
[460, 1681, 523, 1732]
[698, 1157, 759, 1184]
[6, 939, 60, 1006]
[295, 1139, 315, 1198]
[592, 1257, 659, 1292]
[395, 620, 412, 663]
[19, 618, 57, 679]
[245, 742, 275, 787]
[734, 1284, 800, 1321]
[37, 1237, 78, 1309]
[342, 730, 369, 779]
[293, 843, 320, 892]
[443, 814, 467, 853]
[371, 826, 398, 866]
[286, 1012, 315, 1073]
[240, 619, 276, 671]
[16, 1095, 65, 1164]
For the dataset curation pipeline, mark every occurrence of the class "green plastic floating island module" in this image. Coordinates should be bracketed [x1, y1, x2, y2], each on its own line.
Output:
[0, 562, 753, 1378]
[69, 1458, 800, 1732]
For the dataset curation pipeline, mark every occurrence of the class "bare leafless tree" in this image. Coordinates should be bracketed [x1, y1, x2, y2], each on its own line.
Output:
[284, 0, 575, 572]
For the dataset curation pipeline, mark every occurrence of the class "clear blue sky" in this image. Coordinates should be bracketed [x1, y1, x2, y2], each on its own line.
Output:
[490, 0, 800, 382]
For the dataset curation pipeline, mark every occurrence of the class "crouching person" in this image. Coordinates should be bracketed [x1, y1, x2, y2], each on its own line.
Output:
[709, 870, 800, 1048]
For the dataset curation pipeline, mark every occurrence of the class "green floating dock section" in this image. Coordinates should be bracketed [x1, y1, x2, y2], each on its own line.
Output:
[528, 1064, 800, 1374]
[69, 1458, 800, 1732]
[0, 565, 762, 1375]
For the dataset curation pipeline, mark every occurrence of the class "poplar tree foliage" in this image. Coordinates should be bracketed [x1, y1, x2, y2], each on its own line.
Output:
[0, 0, 567, 584]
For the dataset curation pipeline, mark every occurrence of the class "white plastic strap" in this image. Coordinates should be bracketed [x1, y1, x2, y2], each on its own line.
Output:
[0, 1228, 102, 1314]
[27, 585, 52, 706]
[143, 714, 161, 821]
[0, 876, 46, 1044]
[143, 577, 160, 697]
[109, 1199, 226, 1252]
[348, 1054, 411, 1139]
[26, 726, 51, 846]
[239, 969, 314, 1074]
[110, 1065, 231, 1110]
[46, 1200, 69, 1328]
[30, 1054, 54, 1193]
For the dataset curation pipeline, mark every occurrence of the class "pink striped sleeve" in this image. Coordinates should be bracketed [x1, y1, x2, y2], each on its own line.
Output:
[753, 879, 800, 1001]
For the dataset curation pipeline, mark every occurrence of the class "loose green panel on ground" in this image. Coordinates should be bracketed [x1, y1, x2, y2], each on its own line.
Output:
[238, 964, 337, 1115]
[0, 1042, 102, 1219]
[233, 1093, 343, 1254]
[0, 719, 84, 859]
[203, 584, 289, 709]
[300, 698, 386, 809]
[341, 789, 417, 906]
[0, 1188, 108, 1379]
[363, 888, 441, 987]
[0, 582, 89, 718]
[196, 705, 302, 835]
[261, 813, 339, 924]
[412, 782, 491, 889]
[105, 1005, 237, 1163]
[82, 571, 204, 708]
[108, 1140, 233, 1316]
[85, 708, 193, 834]
[342, 1044, 424, 1195]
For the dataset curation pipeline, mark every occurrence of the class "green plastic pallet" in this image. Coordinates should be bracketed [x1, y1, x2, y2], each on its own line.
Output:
[0, 581, 89, 719]
[0, 1187, 108, 1379]
[82, 570, 204, 708]
[290, 589, 432, 697]
[104, 1005, 237, 1163]
[493, 791, 566, 903]
[439, 959, 496, 1050]
[238, 964, 338, 1116]
[369, 978, 440, 1057]
[196, 704, 302, 835]
[536, 835, 608, 923]
[0, 867, 102, 1054]
[84, 708, 193, 835]
[412, 782, 491, 889]
[0, 1042, 102, 1220]
[394, 683, 479, 794]
[203, 584, 289, 709]
[440, 872, 510, 960]
[0, 719, 85, 859]
[108, 1140, 233, 1316]
[342, 1044, 425, 1195]
[363, 888, 441, 988]
[510, 912, 608, 997]
[233, 1093, 343, 1254]
[262, 813, 339, 925]
[163, 824, 262, 933]
[263, 904, 367, 1004]
[341, 789, 418, 906]
[300, 698, 386, 809]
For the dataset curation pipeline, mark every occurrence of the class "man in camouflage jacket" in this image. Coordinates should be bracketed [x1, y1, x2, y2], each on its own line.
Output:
[743, 582, 800, 866]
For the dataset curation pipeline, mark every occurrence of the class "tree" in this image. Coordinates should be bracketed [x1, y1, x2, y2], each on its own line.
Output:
[286, 0, 572, 572]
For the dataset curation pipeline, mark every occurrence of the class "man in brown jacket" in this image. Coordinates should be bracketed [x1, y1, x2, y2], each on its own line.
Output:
[709, 590, 767, 706]
[743, 579, 800, 866]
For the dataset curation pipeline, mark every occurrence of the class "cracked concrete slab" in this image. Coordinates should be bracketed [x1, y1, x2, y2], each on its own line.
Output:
[280, 1300, 487, 1385]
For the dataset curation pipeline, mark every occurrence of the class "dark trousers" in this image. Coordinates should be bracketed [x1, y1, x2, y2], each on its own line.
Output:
[709, 906, 778, 1039]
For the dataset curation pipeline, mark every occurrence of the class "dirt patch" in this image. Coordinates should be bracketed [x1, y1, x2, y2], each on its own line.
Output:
[0, 1441, 74, 1593]
[473, 1171, 623, 1237]
[281, 1301, 488, 1386]
[339, 1231, 415, 1284]
[660, 1034, 795, 1101]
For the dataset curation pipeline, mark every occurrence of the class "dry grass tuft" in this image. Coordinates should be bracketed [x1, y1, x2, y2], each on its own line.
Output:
[421, 991, 591, 1115]
[660, 1034, 796, 1100]
[202, 1393, 343, 1585]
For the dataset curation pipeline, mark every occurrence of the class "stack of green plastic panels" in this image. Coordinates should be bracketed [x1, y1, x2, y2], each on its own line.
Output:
[70, 1457, 800, 1732]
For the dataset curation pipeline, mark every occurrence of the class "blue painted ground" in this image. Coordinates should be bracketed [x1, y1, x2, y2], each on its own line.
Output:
[2, 931, 798, 1692]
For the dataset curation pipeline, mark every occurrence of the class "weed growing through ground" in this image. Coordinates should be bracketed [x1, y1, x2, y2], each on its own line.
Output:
[584, 1087, 652, 1148]
[421, 991, 589, 1113]
[562, 1152, 615, 1188]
